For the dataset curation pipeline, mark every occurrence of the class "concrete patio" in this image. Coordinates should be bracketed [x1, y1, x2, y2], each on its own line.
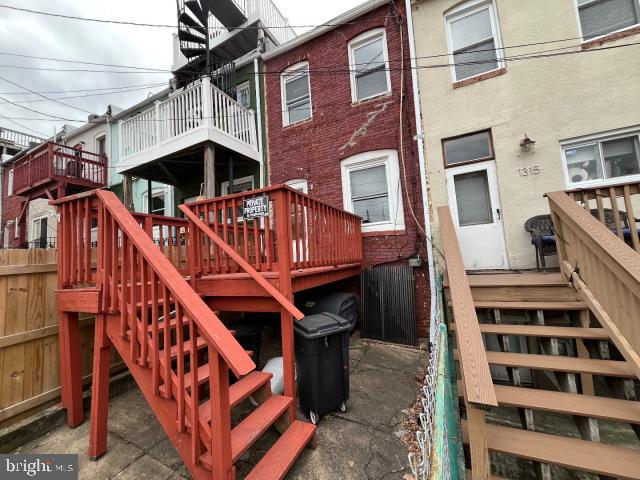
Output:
[13, 334, 426, 479]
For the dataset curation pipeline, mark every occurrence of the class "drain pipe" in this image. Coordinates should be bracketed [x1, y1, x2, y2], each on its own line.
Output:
[404, 0, 438, 341]
[254, 57, 265, 188]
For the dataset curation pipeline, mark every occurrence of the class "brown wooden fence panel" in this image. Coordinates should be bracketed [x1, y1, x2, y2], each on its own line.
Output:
[0, 249, 121, 429]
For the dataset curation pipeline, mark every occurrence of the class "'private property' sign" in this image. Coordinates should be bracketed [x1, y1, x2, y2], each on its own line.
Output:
[243, 195, 269, 220]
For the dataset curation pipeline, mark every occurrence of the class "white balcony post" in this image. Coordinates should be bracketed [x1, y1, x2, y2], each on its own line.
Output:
[154, 100, 162, 145]
[118, 120, 123, 160]
[201, 76, 212, 129]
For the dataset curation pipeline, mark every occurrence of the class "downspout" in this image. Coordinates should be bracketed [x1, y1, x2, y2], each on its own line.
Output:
[404, 0, 438, 341]
[254, 57, 265, 188]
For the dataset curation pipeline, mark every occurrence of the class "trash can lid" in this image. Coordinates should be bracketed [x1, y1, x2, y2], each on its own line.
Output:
[294, 313, 351, 339]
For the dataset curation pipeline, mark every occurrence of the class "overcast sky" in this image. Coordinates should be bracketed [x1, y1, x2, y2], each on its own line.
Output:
[0, 0, 364, 139]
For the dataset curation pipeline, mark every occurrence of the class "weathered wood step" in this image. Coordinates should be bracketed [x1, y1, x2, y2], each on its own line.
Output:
[472, 301, 587, 310]
[484, 351, 635, 378]
[200, 395, 294, 469]
[451, 323, 609, 340]
[462, 421, 640, 479]
[245, 420, 316, 480]
[493, 384, 640, 424]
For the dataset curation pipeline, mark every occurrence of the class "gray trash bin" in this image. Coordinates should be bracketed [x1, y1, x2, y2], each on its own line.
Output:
[294, 313, 350, 424]
[299, 292, 359, 332]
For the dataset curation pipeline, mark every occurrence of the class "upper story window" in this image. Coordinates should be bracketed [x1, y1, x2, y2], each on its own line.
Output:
[281, 62, 312, 126]
[443, 130, 494, 167]
[236, 81, 251, 109]
[7, 169, 13, 196]
[445, 0, 503, 82]
[348, 29, 391, 102]
[576, 0, 640, 40]
[340, 150, 405, 233]
[96, 134, 106, 157]
[562, 128, 640, 187]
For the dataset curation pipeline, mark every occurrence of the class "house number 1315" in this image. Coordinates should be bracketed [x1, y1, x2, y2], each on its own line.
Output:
[518, 166, 541, 177]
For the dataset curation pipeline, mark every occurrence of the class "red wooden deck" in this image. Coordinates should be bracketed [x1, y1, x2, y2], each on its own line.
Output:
[51, 185, 363, 479]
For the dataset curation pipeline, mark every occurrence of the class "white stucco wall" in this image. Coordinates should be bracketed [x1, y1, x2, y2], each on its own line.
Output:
[412, 0, 640, 269]
[26, 198, 56, 247]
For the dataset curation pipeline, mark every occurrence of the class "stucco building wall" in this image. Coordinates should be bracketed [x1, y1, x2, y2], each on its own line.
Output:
[413, 0, 640, 270]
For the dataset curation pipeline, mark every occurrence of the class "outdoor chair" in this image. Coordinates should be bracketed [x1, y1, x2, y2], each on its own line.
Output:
[525, 209, 631, 271]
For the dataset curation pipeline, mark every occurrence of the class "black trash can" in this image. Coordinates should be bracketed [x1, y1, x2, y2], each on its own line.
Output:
[228, 319, 263, 367]
[294, 313, 350, 424]
[299, 292, 359, 332]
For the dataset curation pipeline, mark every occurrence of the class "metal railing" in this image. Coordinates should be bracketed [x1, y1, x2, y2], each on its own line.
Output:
[120, 77, 258, 161]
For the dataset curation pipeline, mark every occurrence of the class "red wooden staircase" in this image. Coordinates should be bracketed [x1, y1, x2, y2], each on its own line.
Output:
[51, 187, 360, 480]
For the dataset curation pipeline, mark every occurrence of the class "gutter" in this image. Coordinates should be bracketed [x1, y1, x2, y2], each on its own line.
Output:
[404, 0, 438, 341]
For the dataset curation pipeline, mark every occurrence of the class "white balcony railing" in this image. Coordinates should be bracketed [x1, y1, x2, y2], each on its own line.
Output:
[240, 0, 296, 44]
[120, 77, 257, 161]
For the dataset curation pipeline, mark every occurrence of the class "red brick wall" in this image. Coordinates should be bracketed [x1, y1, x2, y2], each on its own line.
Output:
[264, 1, 430, 337]
[1, 165, 27, 247]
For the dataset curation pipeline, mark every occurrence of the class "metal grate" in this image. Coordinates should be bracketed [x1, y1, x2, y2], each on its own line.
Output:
[360, 264, 418, 346]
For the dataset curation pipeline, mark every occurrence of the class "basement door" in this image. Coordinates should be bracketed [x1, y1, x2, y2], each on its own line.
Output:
[445, 160, 509, 270]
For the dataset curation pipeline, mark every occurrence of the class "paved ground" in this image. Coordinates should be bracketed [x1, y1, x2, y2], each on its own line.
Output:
[15, 333, 426, 480]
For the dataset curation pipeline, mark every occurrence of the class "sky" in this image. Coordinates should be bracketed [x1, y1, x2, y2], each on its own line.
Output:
[0, 0, 365, 139]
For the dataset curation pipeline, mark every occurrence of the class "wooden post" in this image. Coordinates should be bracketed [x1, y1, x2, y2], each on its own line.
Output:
[208, 349, 235, 480]
[59, 310, 84, 427]
[467, 406, 490, 480]
[123, 173, 134, 211]
[204, 142, 216, 199]
[89, 314, 112, 459]
[275, 189, 296, 424]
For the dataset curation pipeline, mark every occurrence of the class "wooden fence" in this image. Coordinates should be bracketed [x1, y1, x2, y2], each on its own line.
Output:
[0, 249, 120, 429]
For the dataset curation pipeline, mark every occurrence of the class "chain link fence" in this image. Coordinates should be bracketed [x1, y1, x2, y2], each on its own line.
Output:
[408, 275, 463, 480]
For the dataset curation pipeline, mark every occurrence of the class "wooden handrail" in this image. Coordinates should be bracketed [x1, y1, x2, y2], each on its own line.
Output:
[97, 190, 255, 378]
[179, 204, 305, 320]
[437, 206, 497, 408]
[547, 191, 640, 379]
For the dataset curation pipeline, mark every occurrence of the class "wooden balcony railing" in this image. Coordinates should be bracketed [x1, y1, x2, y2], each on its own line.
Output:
[566, 180, 640, 254]
[437, 206, 497, 479]
[183, 185, 364, 277]
[547, 191, 640, 378]
[12, 142, 107, 195]
[0, 126, 44, 149]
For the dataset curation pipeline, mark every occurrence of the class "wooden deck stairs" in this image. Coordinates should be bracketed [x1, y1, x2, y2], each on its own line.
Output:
[439, 197, 640, 480]
[52, 186, 364, 479]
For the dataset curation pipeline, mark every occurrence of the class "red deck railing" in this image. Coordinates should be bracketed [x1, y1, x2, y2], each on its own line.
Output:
[12, 142, 107, 195]
[184, 185, 364, 277]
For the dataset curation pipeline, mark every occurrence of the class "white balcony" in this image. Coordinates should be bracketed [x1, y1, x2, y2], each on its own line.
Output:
[172, 0, 296, 71]
[118, 77, 259, 173]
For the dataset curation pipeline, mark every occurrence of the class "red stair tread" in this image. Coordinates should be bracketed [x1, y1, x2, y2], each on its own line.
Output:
[196, 371, 273, 423]
[245, 420, 316, 480]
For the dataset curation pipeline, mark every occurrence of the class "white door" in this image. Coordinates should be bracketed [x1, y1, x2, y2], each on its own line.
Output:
[445, 161, 508, 270]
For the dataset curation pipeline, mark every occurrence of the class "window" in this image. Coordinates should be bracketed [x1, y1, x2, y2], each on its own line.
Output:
[143, 187, 171, 216]
[32, 216, 49, 248]
[348, 29, 391, 102]
[442, 130, 494, 167]
[341, 150, 405, 233]
[7, 169, 13, 195]
[562, 129, 640, 186]
[285, 178, 309, 194]
[221, 175, 255, 195]
[14, 217, 19, 239]
[95, 134, 106, 157]
[445, 0, 503, 82]
[236, 82, 251, 109]
[576, 0, 640, 39]
[281, 62, 312, 126]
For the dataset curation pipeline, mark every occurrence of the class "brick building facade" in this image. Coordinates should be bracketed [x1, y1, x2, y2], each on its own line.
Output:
[264, 0, 430, 337]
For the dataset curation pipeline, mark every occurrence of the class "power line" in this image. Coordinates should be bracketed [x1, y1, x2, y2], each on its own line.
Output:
[0, 75, 94, 115]
[0, 113, 48, 137]
[0, 94, 77, 121]
[0, 82, 168, 95]
[0, 64, 171, 74]
[0, 51, 171, 72]
[0, 84, 168, 105]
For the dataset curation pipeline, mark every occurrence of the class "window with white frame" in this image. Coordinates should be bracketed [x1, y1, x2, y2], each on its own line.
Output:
[236, 81, 251, 109]
[348, 28, 391, 102]
[143, 187, 170, 216]
[31, 215, 49, 248]
[95, 134, 106, 157]
[576, 0, 640, 40]
[281, 62, 312, 126]
[285, 178, 308, 194]
[221, 175, 255, 195]
[7, 169, 13, 195]
[445, 0, 503, 82]
[341, 150, 405, 233]
[562, 128, 640, 186]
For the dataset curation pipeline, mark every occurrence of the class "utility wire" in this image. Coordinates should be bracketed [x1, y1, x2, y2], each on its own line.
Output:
[0, 51, 171, 72]
[0, 84, 168, 105]
[0, 76, 95, 115]
[0, 82, 168, 95]
[0, 112, 48, 137]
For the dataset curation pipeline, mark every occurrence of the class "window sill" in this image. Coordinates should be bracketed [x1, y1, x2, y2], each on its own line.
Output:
[351, 91, 393, 107]
[282, 117, 313, 130]
[453, 67, 507, 89]
[581, 25, 640, 49]
[362, 229, 406, 238]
